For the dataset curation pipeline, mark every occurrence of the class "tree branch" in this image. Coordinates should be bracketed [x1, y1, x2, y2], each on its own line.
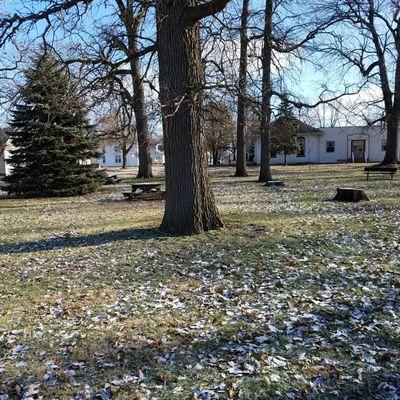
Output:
[185, 0, 230, 25]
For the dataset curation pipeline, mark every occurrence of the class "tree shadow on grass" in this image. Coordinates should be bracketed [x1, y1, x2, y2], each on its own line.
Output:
[0, 227, 173, 254]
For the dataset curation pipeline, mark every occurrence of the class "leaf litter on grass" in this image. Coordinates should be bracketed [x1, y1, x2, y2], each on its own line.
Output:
[0, 165, 399, 399]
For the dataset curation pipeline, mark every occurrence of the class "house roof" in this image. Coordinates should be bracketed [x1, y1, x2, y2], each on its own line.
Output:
[271, 116, 322, 135]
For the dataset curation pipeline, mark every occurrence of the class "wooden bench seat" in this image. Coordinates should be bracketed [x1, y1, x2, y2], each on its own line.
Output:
[364, 166, 397, 180]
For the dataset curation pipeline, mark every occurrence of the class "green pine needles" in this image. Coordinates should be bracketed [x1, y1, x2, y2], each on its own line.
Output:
[5, 49, 106, 197]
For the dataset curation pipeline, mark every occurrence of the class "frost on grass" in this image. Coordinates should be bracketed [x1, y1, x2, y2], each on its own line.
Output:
[0, 165, 399, 399]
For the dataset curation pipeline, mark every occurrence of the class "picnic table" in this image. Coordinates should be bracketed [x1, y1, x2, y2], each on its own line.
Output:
[123, 182, 164, 200]
[364, 166, 397, 180]
[131, 182, 162, 193]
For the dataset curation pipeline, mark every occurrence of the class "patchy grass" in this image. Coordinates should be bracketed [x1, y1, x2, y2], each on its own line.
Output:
[0, 164, 399, 399]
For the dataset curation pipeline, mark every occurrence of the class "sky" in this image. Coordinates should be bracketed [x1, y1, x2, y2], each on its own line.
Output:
[0, 0, 388, 128]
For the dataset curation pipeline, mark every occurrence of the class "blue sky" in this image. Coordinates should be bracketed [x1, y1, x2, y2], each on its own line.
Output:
[0, 0, 383, 127]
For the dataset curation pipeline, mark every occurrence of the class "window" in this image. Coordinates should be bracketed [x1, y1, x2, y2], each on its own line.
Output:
[270, 151, 277, 158]
[114, 146, 122, 153]
[297, 137, 305, 157]
[326, 141, 335, 153]
[102, 148, 106, 163]
[115, 154, 122, 163]
[382, 139, 387, 151]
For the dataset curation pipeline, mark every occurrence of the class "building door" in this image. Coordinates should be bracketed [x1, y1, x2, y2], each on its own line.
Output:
[351, 140, 365, 162]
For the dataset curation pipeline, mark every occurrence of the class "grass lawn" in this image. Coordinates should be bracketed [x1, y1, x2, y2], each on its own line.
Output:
[0, 164, 399, 399]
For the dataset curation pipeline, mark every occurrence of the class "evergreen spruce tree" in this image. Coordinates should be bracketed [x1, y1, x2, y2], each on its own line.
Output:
[270, 97, 300, 165]
[5, 49, 106, 197]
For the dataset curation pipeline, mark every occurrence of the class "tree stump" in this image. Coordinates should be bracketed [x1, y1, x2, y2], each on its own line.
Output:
[334, 187, 369, 202]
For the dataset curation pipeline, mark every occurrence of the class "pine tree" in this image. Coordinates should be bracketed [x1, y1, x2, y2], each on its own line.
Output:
[271, 97, 300, 165]
[5, 49, 106, 197]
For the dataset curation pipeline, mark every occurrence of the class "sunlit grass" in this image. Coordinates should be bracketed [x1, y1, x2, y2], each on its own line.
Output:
[0, 164, 399, 399]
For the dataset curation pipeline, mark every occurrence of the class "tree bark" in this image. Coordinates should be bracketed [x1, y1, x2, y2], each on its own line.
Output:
[367, 5, 399, 165]
[122, 147, 128, 169]
[258, 0, 273, 182]
[234, 0, 249, 177]
[131, 57, 153, 178]
[156, 0, 225, 234]
[212, 149, 219, 166]
[382, 54, 400, 164]
[284, 153, 288, 166]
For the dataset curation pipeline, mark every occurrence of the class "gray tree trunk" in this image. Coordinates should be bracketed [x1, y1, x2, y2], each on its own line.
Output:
[213, 149, 219, 166]
[235, 0, 250, 177]
[156, 0, 225, 234]
[382, 55, 400, 164]
[122, 148, 128, 169]
[118, 0, 153, 178]
[130, 55, 153, 177]
[259, 0, 273, 182]
[368, 9, 399, 165]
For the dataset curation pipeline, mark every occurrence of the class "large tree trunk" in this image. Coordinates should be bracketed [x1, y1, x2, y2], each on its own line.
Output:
[258, 0, 273, 182]
[156, 0, 224, 234]
[235, 0, 249, 177]
[382, 55, 400, 164]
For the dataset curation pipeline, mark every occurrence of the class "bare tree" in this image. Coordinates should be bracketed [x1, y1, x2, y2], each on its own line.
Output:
[112, 1, 155, 177]
[256, 1, 343, 181]
[258, 0, 273, 181]
[99, 99, 137, 169]
[63, 1, 156, 177]
[204, 100, 235, 165]
[305, 101, 342, 128]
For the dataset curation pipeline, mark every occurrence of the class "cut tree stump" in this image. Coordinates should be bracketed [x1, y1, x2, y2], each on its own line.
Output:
[334, 187, 369, 202]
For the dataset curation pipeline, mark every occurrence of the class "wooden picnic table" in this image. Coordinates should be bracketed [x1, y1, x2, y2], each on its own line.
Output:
[131, 182, 162, 193]
[123, 182, 164, 200]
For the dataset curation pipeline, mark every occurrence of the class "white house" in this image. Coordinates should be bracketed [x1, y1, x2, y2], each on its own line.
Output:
[94, 143, 165, 168]
[0, 131, 165, 174]
[0, 129, 12, 176]
[254, 125, 399, 165]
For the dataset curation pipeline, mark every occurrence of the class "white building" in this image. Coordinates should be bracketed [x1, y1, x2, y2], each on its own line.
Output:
[254, 125, 398, 165]
[0, 131, 165, 175]
[0, 129, 12, 176]
[95, 143, 165, 168]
